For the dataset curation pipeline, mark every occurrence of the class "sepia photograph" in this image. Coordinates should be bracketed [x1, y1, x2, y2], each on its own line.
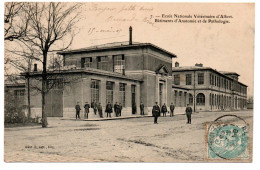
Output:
[2, 1, 255, 163]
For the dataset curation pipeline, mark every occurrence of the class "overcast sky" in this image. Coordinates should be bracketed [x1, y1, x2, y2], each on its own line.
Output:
[67, 3, 254, 96]
[5, 2, 255, 97]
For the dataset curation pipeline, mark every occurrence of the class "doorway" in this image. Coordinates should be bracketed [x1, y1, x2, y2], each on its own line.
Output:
[46, 89, 63, 117]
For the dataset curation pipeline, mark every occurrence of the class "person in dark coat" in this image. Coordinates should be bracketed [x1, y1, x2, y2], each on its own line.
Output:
[118, 103, 122, 116]
[75, 102, 81, 119]
[84, 102, 90, 119]
[91, 100, 97, 115]
[185, 104, 193, 124]
[105, 102, 113, 118]
[152, 102, 160, 124]
[161, 103, 167, 117]
[140, 102, 144, 115]
[97, 103, 103, 118]
[170, 103, 175, 117]
[114, 102, 119, 117]
[132, 102, 137, 114]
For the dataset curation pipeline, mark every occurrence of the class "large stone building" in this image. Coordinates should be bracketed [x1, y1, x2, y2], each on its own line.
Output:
[26, 27, 176, 118]
[172, 62, 247, 113]
[23, 27, 247, 119]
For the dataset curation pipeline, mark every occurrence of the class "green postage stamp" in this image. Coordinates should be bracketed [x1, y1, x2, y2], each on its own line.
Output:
[206, 123, 249, 160]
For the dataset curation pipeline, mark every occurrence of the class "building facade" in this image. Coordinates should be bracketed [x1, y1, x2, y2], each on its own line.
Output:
[172, 63, 247, 113]
[22, 27, 247, 119]
[25, 28, 176, 118]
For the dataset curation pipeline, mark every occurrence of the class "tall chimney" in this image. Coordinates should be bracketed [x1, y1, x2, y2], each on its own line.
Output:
[129, 26, 132, 45]
[33, 64, 37, 72]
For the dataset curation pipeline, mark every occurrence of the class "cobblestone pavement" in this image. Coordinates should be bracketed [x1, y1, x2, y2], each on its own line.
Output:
[4, 110, 253, 162]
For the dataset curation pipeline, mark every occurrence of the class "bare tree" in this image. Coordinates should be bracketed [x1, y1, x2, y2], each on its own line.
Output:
[13, 2, 81, 127]
[48, 53, 64, 71]
[6, 41, 42, 120]
[4, 2, 30, 41]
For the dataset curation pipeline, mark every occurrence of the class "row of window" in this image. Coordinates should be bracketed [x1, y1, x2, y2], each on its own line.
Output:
[209, 93, 232, 108]
[209, 74, 247, 95]
[174, 73, 247, 95]
[209, 93, 247, 109]
[91, 79, 136, 107]
[172, 91, 246, 109]
[173, 73, 204, 85]
[233, 82, 247, 95]
[172, 91, 205, 107]
[79, 55, 125, 74]
[210, 73, 232, 90]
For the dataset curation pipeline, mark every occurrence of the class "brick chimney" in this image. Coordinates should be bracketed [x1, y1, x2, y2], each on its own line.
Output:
[129, 26, 132, 45]
[195, 63, 203, 67]
[33, 64, 37, 72]
[175, 62, 179, 67]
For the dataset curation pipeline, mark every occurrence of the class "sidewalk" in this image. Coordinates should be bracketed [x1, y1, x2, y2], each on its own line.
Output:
[61, 114, 152, 121]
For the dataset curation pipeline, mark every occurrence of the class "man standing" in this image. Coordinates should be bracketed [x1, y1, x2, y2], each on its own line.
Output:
[105, 102, 113, 118]
[84, 102, 90, 119]
[140, 102, 144, 115]
[152, 102, 160, 124]
[114, 102, 119, 117]
[97, 103, 103, 118]
[92, 100, 97, 115]
[118, 103, 122, 116]
[161, 103, 167, 117]
[132, 102, 137, 114]
[170, 103, 175, 117]
[75, 102, 81, 119]
[185, 104, 193, 124]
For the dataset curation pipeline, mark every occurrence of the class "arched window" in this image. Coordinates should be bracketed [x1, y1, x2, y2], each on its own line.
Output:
[189, 94, 193, 105]
[196, 93, 205, 105]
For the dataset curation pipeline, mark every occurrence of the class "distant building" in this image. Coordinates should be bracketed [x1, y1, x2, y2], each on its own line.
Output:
[5, 78, 26, 108]
[172, 62, 247, 112]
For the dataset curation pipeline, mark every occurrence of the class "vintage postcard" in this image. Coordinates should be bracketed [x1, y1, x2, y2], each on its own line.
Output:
[3, 2, 254, 162]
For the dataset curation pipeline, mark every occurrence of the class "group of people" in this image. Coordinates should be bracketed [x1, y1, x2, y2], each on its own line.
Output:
[74, 101, 123, 119]
[75, 101, 193, 124]
[152, 102, 176, 124]
[152, 102, 193, 124]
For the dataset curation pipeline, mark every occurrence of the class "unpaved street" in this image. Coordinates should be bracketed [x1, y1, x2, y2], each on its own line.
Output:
[4, 110, 253, 162]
